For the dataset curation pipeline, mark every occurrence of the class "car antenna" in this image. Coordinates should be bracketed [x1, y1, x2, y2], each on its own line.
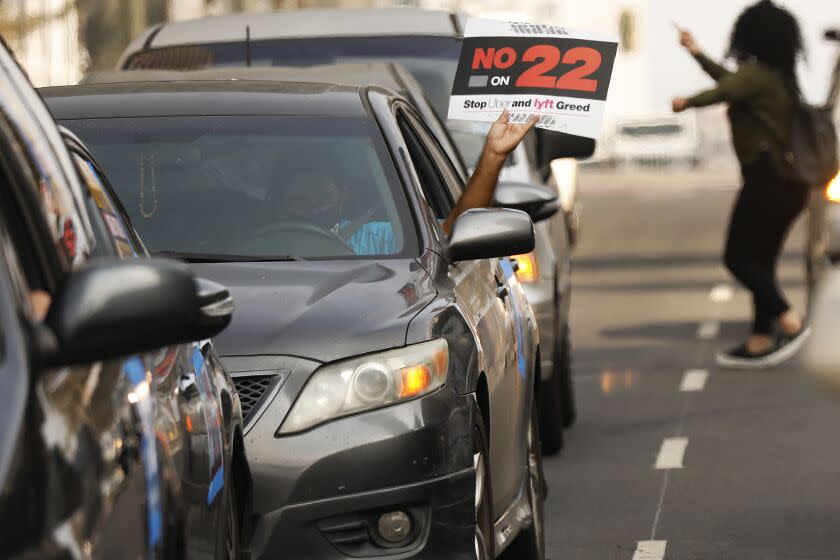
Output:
[245, 25, 252, 67]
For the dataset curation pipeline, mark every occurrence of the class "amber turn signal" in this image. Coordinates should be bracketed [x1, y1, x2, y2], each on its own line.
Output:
[827, 172, 840, 203]
[511, 252, 539, 283]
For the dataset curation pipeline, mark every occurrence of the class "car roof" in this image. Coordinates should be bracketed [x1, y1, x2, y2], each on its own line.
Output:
[82, 64, 413, 95]
[143, 8, 465, 50]
[39, 76, 377, 120]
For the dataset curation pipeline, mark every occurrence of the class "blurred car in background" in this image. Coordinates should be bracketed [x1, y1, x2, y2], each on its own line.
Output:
[0, 40, 240, 559]
[116, 7, 587, 241]
[115, 5, 582, 452]
[62, 128, 253, 560]
[607, 114, 700, 169]
[805, 268, 840, 392]
[804, 28, 840, 307]
[45, 70, 561, 560]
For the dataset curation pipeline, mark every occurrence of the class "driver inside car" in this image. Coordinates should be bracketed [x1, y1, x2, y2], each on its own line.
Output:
[267, 110, 538, 256]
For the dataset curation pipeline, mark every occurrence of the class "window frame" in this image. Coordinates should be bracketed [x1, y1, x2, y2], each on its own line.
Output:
[65, 139, 146, 259]
[0, 112, 65, 296]
[395, 105, 465, 221]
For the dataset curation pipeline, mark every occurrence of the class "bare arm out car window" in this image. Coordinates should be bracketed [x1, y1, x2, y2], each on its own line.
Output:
[63, 116, 417, 260]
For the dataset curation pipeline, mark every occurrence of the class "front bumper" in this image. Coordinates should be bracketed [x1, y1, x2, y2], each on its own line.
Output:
[247, 385, 475, 559]
[251, 468, 474, 559]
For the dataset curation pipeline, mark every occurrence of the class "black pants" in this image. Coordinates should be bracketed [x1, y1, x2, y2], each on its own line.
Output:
[724, 156, 808, 335]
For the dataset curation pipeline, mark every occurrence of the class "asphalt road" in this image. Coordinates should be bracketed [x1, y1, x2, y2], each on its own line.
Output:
[543, 170, 840, 560]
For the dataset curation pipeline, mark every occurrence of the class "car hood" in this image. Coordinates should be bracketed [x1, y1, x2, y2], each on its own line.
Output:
[190, 259, 437, 363]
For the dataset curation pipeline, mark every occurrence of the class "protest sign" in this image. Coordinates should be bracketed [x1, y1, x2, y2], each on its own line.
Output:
[448, 18, 618, 138]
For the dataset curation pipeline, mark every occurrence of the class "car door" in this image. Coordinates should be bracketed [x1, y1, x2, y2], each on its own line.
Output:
[0, 111, 156, 558]
[68, 143, 230, 559]
[395, 106, 529, 515]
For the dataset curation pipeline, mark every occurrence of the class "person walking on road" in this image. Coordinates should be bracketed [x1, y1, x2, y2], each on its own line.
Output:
[672, 0, 810, 369]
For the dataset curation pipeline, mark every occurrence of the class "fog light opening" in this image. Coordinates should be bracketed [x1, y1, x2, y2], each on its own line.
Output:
[376, 511, 413, 544]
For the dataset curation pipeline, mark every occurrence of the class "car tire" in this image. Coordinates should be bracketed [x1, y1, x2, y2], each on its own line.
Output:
[499, 397, 546, 560]
[557, 327, 577, 428]
[538, 326, 574, 456]
[220, 475, 241, 560]
[474, 406, 494, 560]
[538, 369, 564, 457]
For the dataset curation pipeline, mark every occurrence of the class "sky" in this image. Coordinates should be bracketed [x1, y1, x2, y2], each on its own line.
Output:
[649, 0, 838, 109]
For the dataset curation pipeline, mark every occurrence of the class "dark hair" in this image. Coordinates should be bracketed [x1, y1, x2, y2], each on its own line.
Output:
[728, 0, 803, 80]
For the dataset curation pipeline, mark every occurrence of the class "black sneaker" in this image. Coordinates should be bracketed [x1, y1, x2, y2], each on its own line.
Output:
[716, 327, 811, 369]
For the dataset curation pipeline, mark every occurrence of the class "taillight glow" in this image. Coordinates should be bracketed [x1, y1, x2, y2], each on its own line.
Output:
[827, 172, 840, 202]
[512, 253, 539, 283]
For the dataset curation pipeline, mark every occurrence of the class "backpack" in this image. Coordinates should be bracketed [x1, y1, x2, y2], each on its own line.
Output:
[784, 102, 839, 187]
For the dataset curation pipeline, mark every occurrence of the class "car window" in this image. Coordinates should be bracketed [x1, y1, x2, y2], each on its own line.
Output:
[0, 109, 69, 308]
[125, 36, 462, 118]
[0, 74, 89, 269]
[0, 128, 53, 323]
[398, 114, 452, 221]
[0, 214, 34, 323]
[398, 109, 464, 217]
[71, 151, 137, 258]
[62, 115, 418, 260]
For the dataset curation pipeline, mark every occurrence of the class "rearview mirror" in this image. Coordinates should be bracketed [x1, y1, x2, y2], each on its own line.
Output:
[43, 258, 233, 367]
[805, 270, 840, 394]
[493, 181, 560, 223]
[535, 129, 596, 181]
[448, 208, 535, 262]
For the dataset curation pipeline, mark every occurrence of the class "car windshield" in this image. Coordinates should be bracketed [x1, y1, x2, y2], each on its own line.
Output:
[126, 36, 461, 119]
[61, 115, 416, 261]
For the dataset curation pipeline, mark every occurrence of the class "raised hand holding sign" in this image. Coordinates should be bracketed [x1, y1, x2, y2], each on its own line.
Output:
[448, 18, 618, 140]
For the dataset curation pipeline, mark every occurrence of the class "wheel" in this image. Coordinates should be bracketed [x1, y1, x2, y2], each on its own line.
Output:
[557, 327, 577, 428]
[219, 477, 241, 560]
[500, 398, 546, 560]
[537, 369, 564, 456]
[538, 327, 570, 456]
[474, 408, 494, 560]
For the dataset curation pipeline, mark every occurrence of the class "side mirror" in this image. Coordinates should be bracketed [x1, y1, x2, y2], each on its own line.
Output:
[448, 208, 535, 263]
[493, 181, 560, 223]
[42, 258, 233, 367]
[805, 270, 840, 394]
[535, 129, 596, 180]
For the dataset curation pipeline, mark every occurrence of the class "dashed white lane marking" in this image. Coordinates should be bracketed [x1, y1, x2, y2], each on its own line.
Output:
[709, 283, 734, 303]
[680, 369, 708, 392]
[633, 540, 667, 560]
[655, 437, 688, 470]
[697, 321, 719, 340]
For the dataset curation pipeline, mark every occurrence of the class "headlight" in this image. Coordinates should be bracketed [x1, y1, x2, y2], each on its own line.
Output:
[827, 172, 840, 203]
[278, 339, 449, 434]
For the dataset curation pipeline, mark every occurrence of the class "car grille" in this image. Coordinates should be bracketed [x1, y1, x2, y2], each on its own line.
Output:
[233, 375, 276, 422]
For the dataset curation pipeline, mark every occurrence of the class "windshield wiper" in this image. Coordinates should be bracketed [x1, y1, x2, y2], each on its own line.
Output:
[153, 251, 303, 263]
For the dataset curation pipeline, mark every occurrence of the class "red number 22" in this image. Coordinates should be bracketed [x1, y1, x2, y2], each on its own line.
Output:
[515, 45, 602, 92]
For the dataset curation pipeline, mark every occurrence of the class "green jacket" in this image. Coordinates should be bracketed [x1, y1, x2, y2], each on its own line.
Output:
[686, 52, 795, 175]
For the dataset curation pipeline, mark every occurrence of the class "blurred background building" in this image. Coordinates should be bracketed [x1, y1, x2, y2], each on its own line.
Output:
[1, 0, 835, 169]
